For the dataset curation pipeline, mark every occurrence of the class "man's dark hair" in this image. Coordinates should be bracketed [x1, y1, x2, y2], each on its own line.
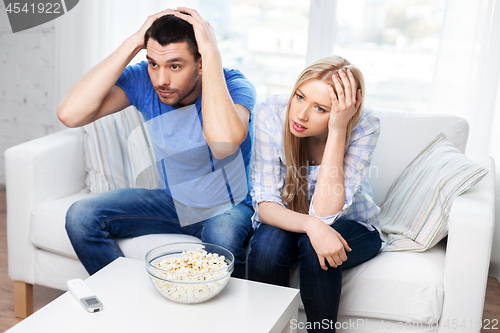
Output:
[144, 15, 201, 61]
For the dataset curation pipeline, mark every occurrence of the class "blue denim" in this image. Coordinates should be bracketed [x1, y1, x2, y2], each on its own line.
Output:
[247, 218, 381, 333]
[65, 188, 254, 277]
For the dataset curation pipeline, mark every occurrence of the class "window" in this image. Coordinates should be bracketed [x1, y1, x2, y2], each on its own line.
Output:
[123, 0, 310, 102]
[334, 0, 446, 112]
[210, 0, 446, 109]
[102, 0, 445, 110]
[214, 0, 310, 101]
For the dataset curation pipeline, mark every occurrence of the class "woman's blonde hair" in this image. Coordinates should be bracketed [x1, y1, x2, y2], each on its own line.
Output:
[282, 55, 365, 214]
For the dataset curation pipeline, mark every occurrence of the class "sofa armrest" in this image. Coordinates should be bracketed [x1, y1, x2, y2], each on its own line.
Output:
[6, 128, 86, 283]
[439, 155, 495, 332]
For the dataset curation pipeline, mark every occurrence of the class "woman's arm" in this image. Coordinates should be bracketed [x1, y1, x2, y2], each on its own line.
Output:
[312, 68, 361, 217]
[258, 201, 315, 234]
[258, 201, 351, 270]
[313, 129, 347, 216]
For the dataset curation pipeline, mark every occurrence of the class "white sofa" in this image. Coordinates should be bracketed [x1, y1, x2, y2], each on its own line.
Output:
[6, 108, 495, 332]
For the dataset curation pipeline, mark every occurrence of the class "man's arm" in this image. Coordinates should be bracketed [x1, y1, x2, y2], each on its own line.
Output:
[57, 9, 174, 128]
[173, 8, 251, 159]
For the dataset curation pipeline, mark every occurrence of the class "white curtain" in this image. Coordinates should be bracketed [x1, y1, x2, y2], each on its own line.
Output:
[430, 0, 500, 156]
[429, 0, 500, 281]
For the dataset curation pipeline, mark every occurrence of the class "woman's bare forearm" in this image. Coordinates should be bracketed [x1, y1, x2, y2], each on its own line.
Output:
[258, 201, 316, 234]
[312, 129, 346, 217]
[258, 201, 352, 265]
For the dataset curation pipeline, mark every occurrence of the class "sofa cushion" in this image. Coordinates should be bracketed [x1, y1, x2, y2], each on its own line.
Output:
[118, 234, 202, 261]
[30, 193, 201, 261]
[31, 192, 91, 259]
[379, 134, 488, 251]
[289, 241, 445, 324]
[339, 241, 445, 324]
[368, 108, 469, 206]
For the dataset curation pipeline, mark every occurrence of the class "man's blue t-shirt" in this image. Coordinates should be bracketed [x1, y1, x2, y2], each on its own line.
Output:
[116, 61, 256, 226]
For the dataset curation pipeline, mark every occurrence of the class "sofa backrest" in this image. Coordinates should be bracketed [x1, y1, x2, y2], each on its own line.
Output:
[83, 106, 159, 194]
[367, 107, 469, 205]
[82, 105, 470, 208]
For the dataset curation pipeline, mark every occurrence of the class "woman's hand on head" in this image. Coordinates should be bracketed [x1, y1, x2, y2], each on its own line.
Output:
[305, 216, 352, 271]
[328, 68, 362, 132]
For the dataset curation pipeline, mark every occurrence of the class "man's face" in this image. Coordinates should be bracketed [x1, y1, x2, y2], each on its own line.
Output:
[146, 39, 202, 107]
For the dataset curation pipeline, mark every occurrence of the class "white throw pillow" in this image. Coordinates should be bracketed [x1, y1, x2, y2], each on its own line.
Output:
[82, 106, 158, 194]
[379, 134, 488, 252]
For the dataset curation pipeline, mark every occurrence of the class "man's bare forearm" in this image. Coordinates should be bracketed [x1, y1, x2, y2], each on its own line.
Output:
[57, 36, 143, 127]
[172, 8, 249, 159]
[200, 51, 248, 158]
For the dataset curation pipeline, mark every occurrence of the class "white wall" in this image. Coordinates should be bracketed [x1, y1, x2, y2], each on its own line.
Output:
[0, 1, 61, 186]
[489, 80, 500, 282]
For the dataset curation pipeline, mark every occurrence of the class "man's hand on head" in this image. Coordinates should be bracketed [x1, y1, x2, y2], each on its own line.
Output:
[131, 8, 179, 49]
[170, 7, 220, 58]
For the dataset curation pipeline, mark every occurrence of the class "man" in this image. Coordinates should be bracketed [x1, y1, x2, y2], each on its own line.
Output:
[58, 8, 256, 278]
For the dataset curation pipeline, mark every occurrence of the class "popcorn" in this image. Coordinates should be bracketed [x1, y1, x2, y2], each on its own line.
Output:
[150, 249, 230, 303]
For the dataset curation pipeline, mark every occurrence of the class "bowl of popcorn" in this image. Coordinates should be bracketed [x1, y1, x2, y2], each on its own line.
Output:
[145, 242, 234, 304]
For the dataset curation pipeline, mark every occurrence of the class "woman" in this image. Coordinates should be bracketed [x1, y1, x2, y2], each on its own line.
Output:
[248, 56, 383, 332]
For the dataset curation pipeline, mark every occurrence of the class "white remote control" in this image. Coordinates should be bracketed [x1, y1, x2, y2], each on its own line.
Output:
[67, 278, 103, 313]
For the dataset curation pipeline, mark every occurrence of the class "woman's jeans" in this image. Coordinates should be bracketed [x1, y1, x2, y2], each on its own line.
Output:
[248, 219, 381, 332]
[65, 188, 254, 277]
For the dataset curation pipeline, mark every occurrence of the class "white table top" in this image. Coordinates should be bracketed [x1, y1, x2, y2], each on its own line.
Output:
[7, 258, 300, 333]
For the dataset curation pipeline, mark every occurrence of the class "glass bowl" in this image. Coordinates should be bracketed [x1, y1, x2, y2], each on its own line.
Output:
[145, 242, 234, 304]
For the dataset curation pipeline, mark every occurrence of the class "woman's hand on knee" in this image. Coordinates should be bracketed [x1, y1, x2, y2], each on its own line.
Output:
[305, 217, 351, 271]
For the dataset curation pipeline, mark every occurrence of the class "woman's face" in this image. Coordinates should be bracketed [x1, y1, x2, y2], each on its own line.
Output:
[289, 78, 331, 140]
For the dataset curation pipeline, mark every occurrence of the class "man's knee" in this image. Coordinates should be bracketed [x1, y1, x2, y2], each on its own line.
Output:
[65, 199, 102, 237]
[202, 205, 253, 244]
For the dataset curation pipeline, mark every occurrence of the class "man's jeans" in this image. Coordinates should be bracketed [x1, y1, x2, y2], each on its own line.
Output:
[248, 219, 381, 333]
[65, 188, 254, 277]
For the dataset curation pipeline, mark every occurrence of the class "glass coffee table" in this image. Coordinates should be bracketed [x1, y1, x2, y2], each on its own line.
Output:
[7, 258, 300, 333]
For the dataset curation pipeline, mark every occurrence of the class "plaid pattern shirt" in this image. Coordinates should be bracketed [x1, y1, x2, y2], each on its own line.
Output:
[250, 94, 382, 234]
